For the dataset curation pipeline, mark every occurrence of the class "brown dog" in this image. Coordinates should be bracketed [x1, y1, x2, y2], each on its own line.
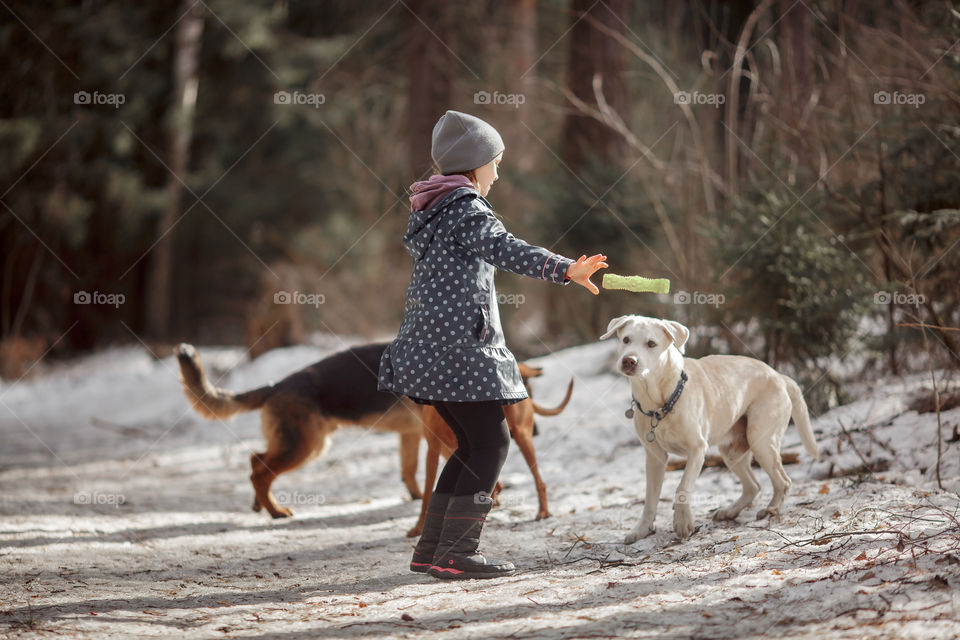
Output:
[177, 342, 573, 528]
[408, 364, 574, 537]
[176, 342, 425, 518]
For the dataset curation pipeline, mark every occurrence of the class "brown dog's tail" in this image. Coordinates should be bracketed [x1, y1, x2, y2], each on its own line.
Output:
[784, 375, 819, 460]
[532, 378, 574, 416]
[176, 343, 273, 420]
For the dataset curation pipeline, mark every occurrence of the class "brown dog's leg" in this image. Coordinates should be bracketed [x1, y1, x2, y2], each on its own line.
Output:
[505, 402, 550, 520]
[252, 486, 263, 512]
[251, 449, 292, 518]
[250, 448, 311, 518]
[250, 408, 320, 518]
[399, 432, 423, 500]
[409, 408, 445, 537]
[491, 481, 504, 504]
[514, 432, 550, 520]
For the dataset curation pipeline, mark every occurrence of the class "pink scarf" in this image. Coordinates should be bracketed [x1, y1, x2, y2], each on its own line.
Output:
[409, 174, 474, 212]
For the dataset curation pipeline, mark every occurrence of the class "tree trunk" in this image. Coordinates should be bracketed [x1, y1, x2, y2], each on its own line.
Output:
[405, 0, 454, 178]
[559, 0, 628, 173]
[505, 0, 537, 173]
[725, 0, 774, 198]
[146, 0, 204, 339]
[778, 0, 812, 169]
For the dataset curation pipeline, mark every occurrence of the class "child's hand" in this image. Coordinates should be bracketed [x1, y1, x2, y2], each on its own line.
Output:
[565, 254, 608, 295]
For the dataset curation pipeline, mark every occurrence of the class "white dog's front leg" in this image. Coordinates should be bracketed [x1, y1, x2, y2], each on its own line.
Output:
[625, 441, 668, 544]
[673, 443, 707, 540]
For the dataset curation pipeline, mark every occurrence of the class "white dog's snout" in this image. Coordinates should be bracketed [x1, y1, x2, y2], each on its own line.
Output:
[620, 354, 639, 374]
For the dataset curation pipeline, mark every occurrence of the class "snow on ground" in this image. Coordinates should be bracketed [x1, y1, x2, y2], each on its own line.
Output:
[1, 336, 959, 639]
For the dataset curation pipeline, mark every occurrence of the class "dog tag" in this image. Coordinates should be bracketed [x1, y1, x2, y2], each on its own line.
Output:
[625, 408, 634, 419]
[646, 431, 656, 442]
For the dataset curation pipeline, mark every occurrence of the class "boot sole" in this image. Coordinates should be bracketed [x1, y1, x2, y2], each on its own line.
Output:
[409, 561, 432, 573]
[427, 566, 516, 580]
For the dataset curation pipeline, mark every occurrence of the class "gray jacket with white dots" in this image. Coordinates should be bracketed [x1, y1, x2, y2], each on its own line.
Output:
[378, 187, 574, 404]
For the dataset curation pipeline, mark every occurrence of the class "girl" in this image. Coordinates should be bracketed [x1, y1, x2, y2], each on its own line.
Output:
[379, 110, 607, 580]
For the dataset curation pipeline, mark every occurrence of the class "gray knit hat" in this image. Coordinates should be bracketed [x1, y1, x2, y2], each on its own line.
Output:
[431, 110, 505, 174]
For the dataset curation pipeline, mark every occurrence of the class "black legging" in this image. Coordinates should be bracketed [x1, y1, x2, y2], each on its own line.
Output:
[432, 400, 510, 497]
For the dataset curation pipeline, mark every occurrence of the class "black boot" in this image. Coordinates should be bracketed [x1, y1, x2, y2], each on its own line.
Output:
[427, 494, 516, 580]
[410, 492, 452, 573]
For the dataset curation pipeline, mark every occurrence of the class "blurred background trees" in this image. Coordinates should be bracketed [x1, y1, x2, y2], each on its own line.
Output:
[1, 0, 957, 398]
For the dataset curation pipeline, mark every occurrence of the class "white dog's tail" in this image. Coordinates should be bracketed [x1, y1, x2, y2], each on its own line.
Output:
[784, 376, 819, 459]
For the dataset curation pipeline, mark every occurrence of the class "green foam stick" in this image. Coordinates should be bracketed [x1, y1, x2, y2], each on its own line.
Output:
[602, 273, 670, 294]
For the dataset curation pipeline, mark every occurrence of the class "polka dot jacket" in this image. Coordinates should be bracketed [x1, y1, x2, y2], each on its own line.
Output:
[378, 186, 574, 405]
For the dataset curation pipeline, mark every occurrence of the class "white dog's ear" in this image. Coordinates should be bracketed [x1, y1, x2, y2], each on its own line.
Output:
[660, 320, 690, 354]
[600, 315, 632, 340]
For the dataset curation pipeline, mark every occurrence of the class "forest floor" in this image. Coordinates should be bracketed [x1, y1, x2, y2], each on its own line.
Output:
[2, 338, 959, 639]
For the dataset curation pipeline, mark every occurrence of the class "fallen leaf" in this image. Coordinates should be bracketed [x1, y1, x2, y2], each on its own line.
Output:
[859, 571, 876, 582]
[401, 613, 414, 621]
[855, 551, 868, 561]
[819, 484, 830, 494]
[929, 575, 950, 589]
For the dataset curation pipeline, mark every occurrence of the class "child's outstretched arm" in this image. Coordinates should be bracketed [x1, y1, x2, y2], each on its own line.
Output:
[444, 203, 606, 292]
[565, 254, 609, 295]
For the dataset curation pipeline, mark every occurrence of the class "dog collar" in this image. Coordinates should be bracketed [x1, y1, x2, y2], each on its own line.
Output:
[626, 370, 688, 442]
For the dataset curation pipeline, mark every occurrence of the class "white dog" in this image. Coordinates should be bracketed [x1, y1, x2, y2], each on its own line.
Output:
[601, 315, 818, 542]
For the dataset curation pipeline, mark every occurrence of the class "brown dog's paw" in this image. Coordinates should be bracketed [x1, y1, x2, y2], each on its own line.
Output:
[271, 507, 293, 518]
[536, 510, 551, 520]
[252, 498, 262, 512]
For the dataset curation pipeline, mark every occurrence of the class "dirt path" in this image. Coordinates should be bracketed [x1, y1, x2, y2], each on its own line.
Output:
[2, 344, 959, 638]
[2, 432, 958, 639]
